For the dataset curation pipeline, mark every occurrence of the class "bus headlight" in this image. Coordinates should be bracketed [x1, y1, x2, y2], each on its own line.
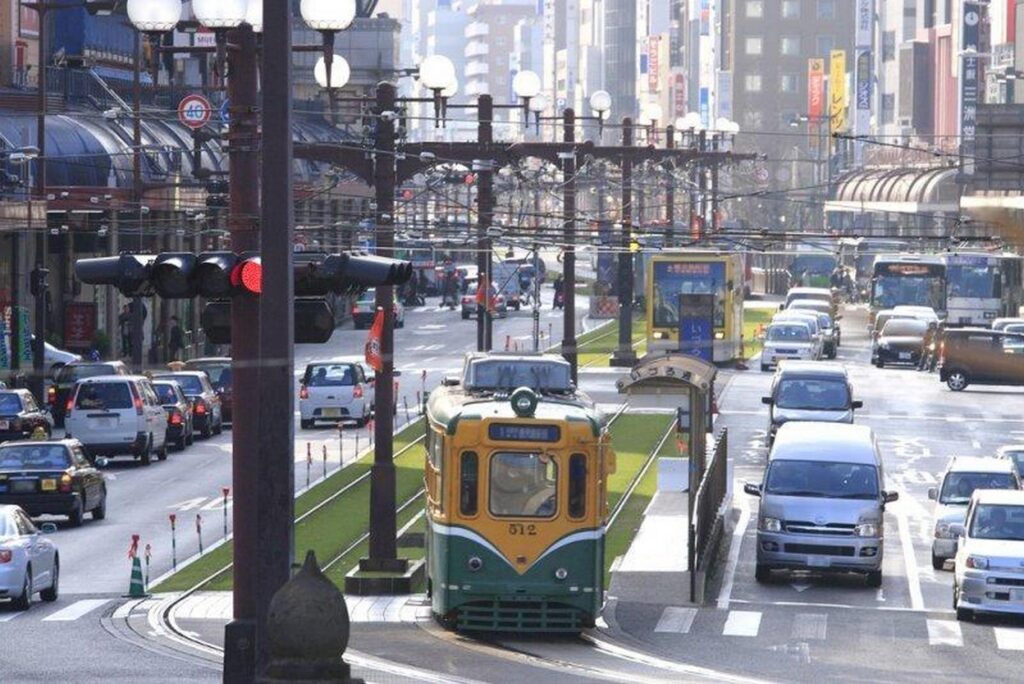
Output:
[554, 567, 568, 580]
[714, 331, 725, 340]
[652, 331, 667, 339]
[467, 556, 483, 572]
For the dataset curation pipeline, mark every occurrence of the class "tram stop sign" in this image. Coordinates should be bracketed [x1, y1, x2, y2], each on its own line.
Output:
[178, 94, 213, 130]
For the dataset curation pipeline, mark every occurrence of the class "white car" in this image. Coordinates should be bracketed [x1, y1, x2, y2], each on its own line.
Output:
[892, 305, 939, 323]
[953, 489, 1024, 621]
[773, 311, 824, 359]
[760, 322, 817, 371]
[36, 338, 81, 376]
[0, 505, 59, 610]
[64, 375, 169, 465]
[299, 358, 375, 429]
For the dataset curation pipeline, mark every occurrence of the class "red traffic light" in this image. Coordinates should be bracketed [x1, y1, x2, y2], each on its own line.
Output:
[230, 256, 262, 295]
[464, 173, 476, 185]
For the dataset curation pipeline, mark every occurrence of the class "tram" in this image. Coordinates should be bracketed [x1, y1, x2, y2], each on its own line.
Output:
[424, 353, 614, 632]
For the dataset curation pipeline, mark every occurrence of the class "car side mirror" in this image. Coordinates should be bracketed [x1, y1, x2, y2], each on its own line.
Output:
[927, 487, 937, 500]
[761, 396, 773, 405]
[949, 523, 966, 538]
[441, 375, 461, 387]
[883, 491, 899, 504]
[95, 456, 110, 468]
[40, 522, 58, 535]
[743, 483, 762, 497]
[851, 400, 863, 409]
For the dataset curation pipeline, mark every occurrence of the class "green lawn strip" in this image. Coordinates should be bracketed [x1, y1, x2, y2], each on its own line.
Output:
[152, 421, 425, 593]
[606, 414, 674, 512]
[578, 317, 646, 368]
[742, 307, 775, 361]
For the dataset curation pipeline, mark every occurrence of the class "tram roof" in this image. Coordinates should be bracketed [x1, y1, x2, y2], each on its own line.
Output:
[426, 387, 605, 437]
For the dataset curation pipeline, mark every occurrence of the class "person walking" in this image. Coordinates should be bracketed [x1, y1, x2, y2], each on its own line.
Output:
[918, 321, 938, 371]
[167, 315, 185, 362]
[118, 305, 131, 357]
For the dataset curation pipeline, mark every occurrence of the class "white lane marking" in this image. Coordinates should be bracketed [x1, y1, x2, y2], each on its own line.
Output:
[926, 619, 962, 647]
[0, 612, 23, 623]
[994, 627, 1024, 651]
[716, 498, 750, 610]
[722, 610, 761, 637]
[42, 598, 111, 622]
[653, 607, 697, 634]
[791, 613, 827, 640]
[895, 508, 925, 611]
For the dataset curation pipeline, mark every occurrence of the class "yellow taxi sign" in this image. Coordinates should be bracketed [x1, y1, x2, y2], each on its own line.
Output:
[30, 427, 48, 440]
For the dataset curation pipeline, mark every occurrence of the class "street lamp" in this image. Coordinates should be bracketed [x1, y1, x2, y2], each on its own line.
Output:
[300, 0, 356, 91]
[512, 69, 542, 127]
[420, 54, 456, 124]
[313, 54, 351, 89]
[126, 0, 181, 32]
[244, 0, 262, 32]
[589, 89, 611, 136]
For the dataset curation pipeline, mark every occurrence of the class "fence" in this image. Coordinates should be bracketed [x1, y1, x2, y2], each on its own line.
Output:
[688, 427, 728, 602]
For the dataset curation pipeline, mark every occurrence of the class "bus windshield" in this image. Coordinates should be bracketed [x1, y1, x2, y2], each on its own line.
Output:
[873, 275, 945, 310]
[947, 263, 1000, 299]
[651, 261, 726, 328]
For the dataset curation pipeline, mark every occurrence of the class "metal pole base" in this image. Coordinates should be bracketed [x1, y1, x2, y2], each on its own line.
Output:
[609, 350, 638, 367]
[223, 619, 257, 684]
[357, 557, 409, 574]
[258, 658, 363, 683]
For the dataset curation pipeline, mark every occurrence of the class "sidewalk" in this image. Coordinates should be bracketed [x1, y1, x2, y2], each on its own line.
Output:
[609, 490, 693, 605]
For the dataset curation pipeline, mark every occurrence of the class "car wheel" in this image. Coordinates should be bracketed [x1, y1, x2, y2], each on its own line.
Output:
[300, 419, 314, 430]
[176, 435, 187, 451]
[92, 488, 107, 520]
[140, 436, 152, 466]
[201, 420, 212, 440]
[754, 564, 771, 583]
[760, 363, 769, 372]
[956, 605, 974, 621]
[68, 497, 84, 527]
[876, 359, 884, 369]
[931, 552, 945, 571]
[461, 312, 470, 320]
[40, 559, 58, 602]
[157, 441, 168, 461]
[946, 371, 969, 392]
[866, 570, 883, 588]
[12, 569, 31, 611]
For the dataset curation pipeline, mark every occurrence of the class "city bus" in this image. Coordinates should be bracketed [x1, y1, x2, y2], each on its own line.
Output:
[838, 238, 912, 290]
[646, 252, 744, 362]
[870, 254, 947, 322]
[944, 252, 1024, 326]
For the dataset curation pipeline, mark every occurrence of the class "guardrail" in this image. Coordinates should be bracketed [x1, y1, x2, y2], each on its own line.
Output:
[688, 427, 728, 602]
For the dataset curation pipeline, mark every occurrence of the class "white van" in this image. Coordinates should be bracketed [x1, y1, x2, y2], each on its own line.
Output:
[64, 375, 168, 465]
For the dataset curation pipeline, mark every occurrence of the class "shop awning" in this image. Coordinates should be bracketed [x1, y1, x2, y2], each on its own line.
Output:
[824, 166, 960, 215]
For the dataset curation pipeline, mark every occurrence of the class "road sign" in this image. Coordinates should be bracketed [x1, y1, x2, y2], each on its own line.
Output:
[219, 98, 230, 124]
[178, 94, 212, 129]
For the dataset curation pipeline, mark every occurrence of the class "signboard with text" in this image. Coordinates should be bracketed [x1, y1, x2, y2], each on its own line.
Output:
[807, 58, 825, 150]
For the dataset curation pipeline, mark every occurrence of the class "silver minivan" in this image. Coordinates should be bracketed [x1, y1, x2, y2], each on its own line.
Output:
[762, 362, 862, 444]
[744, 422, 897, 587]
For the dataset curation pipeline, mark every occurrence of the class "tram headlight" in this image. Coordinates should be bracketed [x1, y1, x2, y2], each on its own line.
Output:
[467, 556, 483, 572]
[554, 567, 568, 580]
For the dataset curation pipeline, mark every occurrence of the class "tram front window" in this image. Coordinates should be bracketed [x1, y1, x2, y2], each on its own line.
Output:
[489, 452, 558, 518]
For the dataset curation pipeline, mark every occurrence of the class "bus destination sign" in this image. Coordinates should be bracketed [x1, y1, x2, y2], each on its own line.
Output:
[488, 423, 561, 443]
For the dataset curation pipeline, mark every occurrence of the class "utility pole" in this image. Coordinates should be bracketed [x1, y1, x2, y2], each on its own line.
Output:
[561, 108, 577, 382]
[610, 118, 637, 367]
[665, 125, 675, 248]
[31, 2, 48, 404]
[711, 133, 720, 233]
[131, 30, 144, 372]
[476, 95, 493, 352]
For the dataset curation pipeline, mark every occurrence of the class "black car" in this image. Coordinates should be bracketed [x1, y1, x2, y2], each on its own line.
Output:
[183, 357, 233, 424]
[873, 318, 928, 368]
[152, 371, 223, 439]
[48, 361, 129, 427]
[0, 438, 107, 526]
[0, 390, 53, 443]
[152, 380, 194, 451]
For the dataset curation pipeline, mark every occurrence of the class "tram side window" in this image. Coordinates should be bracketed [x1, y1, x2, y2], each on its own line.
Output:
[489, 452, 558, 518]
[460, 452, 478, 516]
[568, 454, 587, 519]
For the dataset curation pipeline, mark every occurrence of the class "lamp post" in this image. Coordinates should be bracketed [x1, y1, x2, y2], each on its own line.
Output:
[609, 118, 636, 367]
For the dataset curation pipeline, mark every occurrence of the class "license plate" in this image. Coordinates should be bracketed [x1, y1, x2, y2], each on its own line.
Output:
[322, 408, 341, 418]
[807, 556, 830, 568]
[41, 479, 57, 491]
[1011, 589, 1024, 602]
[899, 352, 911, 360]
[90, 417, 116, 428]
[10, 479, 35, 493]
[0, 420, 8, 430]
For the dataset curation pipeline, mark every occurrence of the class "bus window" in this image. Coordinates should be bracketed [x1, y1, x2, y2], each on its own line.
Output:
[489, 452, 558, 518]
[568, 454, 587, 519]
[460, 452, 478, 516]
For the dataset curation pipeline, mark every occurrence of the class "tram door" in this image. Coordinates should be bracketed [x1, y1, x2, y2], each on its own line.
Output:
[677, 293, 715, 363]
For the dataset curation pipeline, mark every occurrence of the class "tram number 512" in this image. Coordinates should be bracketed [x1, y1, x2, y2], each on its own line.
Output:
[508, 523, 537, 536]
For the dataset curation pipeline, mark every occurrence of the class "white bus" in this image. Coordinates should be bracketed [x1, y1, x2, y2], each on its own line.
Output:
[945, 253, 1024, 326]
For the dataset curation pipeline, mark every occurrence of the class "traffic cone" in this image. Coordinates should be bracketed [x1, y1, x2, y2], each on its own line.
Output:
[124, 555, 149, 598]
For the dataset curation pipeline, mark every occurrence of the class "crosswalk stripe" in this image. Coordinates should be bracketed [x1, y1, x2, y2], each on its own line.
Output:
[42, 599, 111, 622]
[791, 613, 828, 640]
[722, 610, 761, 637]
[994, 627, 1024, 651]
[926, 619, 962, 647]
[654, 607, 697, 634]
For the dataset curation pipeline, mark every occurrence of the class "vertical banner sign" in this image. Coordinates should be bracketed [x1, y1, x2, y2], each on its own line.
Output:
[673, 73, 687, 117]
[960, 2, 982, 175]
[698, 0, 714, 126]
[717, 71, 733, 121]
[807, 58, 825, 151]
[677, 293, 716, 363]
[364, 309, 384, 372]
[854, 0, 873, 164]
[649, 36, 661, 92]
[829, 50, 847, 134]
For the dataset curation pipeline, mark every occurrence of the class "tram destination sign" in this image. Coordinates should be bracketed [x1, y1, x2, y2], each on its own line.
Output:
[488, 423, 561, 443]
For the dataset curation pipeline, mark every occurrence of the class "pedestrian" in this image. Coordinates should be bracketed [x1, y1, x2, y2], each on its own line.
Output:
[118, 305, 131, 357]
[918, 321, 937, 371]
[167, 315, 185, 362]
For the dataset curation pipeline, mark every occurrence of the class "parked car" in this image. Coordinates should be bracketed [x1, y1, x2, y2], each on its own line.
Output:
[928, 456, 1021, 570]
[0, 390, 53, 443]
[788, 300, 841, 353]
[461, 282, 508, 320]
[152, 379, 194, 452]
[31, 336, 81, 377]
[873, 318, 929, 368]
[996, 444, 1024, 480]
[183, 357, 232, 424]
[48, 360, 130, 428]
[772, 311, 823, 359]
[952, 489, 1024, 621]
[869, 309, 915, 341]
[299, 358, 374, 429]
[744, 422, 896, 587]
[64, 375, 168, 465]
[783, 287, 836, 314]
[760, 322, 817, 372]
[761, 362, 861, 443]
[152, 371, 224, 439]
[0, 505, 59, 610]
[991, 317, 1024, 331]
[0, 438, 107, 526]
[938, 328, 1024, 391]
[351, 289, 405, 330]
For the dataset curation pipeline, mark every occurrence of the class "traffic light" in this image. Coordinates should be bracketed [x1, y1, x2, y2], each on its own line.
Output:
[76, 251, 262, 298]
[201, 298, 334, 344]
[75, 254, 156, 297]
[294, 252, 413, 297]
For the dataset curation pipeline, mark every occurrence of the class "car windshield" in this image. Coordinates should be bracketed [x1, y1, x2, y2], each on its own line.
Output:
[165, 375, 204, 394]
[0, 444, 71, 470]
[817, 314, 832, 329]
[765, 460, 878, 499]
[1005, 324, 1024, 335]
[775, 378, 851, 411]
[307, 364, 355, 387]
[881, 319, 928, 337]
[357, 290, 376, 306]
[466, 359, 573, 391]
[1002, 451, 1024, 473]
[0, 514, 18, 538]
[940, 472, 1017, 504]
[57, 364, 117, 384]
[0, 394, 23, 414]
[766, 325, 810, 342]
[191, 364, 230, 385]
[489, 451, 558, 517]
[969, 504, 1024, 541]
[776, 317, 817, 334]
[153, 383, 180, 404]
[75, 382, 132, 410]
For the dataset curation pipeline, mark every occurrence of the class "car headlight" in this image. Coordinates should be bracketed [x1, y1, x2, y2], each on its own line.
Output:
[760, 517, 782, 532]
[855, 523, 879, 537]
[965, 556, 988, 570]
[934, 522, 954, 539]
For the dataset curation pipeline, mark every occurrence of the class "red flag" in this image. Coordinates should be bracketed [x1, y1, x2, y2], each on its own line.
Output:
[364, 307, 384, 372]
[475, 276, 488, 306]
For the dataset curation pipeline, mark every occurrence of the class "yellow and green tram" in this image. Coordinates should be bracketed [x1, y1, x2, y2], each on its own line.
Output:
[424, 380, 615, 632]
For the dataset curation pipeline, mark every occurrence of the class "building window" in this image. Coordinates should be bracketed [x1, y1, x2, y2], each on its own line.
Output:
[782, 0, 800, 19]
[882, 93, 895, 124]
[745, 74, 763, 92]
[816, 35, 833, 56]
[817, 0, 835, 19]
[745, 37, 763, 55]
[781, 73, 799, 93]
[460, 452, 478, 516]
[746, 0, 764, 18]
[568, 454, 587, 519]
[781, 37, 801, 56]
[883, 30, 896, 62]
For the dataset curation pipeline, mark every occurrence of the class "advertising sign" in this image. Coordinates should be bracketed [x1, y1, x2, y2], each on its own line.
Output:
[648, 36, 661, 92]
[960, 1, 982, 175]
[677, 293, 715, 363]
[807, 59, 825, 150]
[717, 71, 733, 121]
[64, 302, 97, 350]
[829, 50, 847, 134]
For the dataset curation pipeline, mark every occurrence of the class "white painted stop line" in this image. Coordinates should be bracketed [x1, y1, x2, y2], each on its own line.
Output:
[926, 619, 962, 647]
[722, 610, 761, 637]
[994, 627, 1024, 651]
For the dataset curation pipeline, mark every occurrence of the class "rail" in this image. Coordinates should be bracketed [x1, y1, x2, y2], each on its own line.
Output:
[688, 427, 728, 602]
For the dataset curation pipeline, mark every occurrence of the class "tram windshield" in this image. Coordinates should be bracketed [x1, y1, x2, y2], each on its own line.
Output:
[489, 452, 558, 518]
[465, 358, 572, 392]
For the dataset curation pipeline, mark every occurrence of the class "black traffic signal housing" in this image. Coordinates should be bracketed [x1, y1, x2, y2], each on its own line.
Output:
[76, 251, 261, 298]
[201, 299, 334, 345]
[75, 254, 156, 297]
[294, 252, 413, 297]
